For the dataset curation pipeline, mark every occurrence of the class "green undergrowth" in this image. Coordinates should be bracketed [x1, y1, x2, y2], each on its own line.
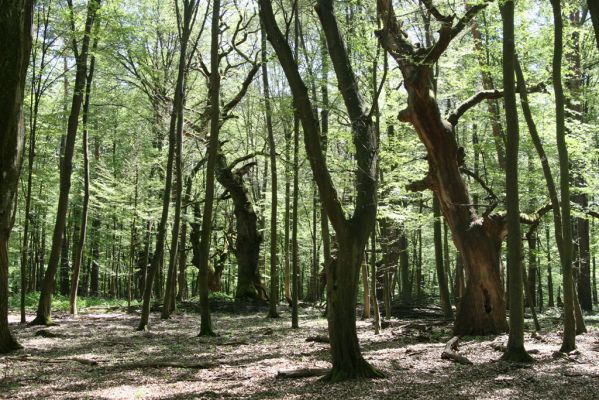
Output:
[9, 292, 139, 312]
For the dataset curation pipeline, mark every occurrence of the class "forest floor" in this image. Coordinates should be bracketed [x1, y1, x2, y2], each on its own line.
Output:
[1, 303, 599, 399]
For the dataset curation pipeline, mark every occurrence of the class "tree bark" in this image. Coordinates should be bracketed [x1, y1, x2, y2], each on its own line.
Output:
[433, 195, 453, 320]
[32, 0, 100, 326]
[377, 0, 508, 335]
[196, 0, 220, 336]
[261, 16, 279, 318]
[137, 0, 195, 330]
[0, 0, 34, 352]
[69, 36, 98, 315]
[588, 0, 599, 51]
[260, 0, 383, 380]
[550, 0, 576, 352]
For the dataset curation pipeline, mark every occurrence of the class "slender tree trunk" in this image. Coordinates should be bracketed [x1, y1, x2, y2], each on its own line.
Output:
[177, 178, 192, 301]
[399, 226, 410, 305]
[501, 0, 531, 362]
[433, 195, 453, 319]
[550, 0, 576, 352]
[262, 17, 279, 318]
[196, 0, 220, 336]
[290, 9, 300, 329]
[21, 3, 52, 323]
[319, 32, 331, 300]
[32, 0, 100, 325]
[370, 232, 381, 334]
[138, 0, 195, 330]
[361, 261, 370, 319]
[69, 38, 98, 315]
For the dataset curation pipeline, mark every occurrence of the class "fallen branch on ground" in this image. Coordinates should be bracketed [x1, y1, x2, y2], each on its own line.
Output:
[305, 335, 329, 343]
[2, 355, 98, 366]
[441, 336, 472, 365]
[114, 360, 216, 370]
[276, 368, 330, 379]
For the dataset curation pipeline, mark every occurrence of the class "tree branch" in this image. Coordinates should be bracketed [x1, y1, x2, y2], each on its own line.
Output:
[447, 82, 546, 126]
[406, 175, 433, 192]
[421, 0, 494, 65]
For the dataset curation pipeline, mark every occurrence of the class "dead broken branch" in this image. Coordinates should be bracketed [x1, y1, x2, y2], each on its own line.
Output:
[441, 336, 472, 365]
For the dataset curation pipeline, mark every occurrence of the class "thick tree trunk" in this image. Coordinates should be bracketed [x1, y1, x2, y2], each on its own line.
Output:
[325, 238, 383, 381]
[215, 154, 266, 301]
[453, 230, 507, 335]
[377, 0, 507, 335]
[32, 0, 100, 325]
[0, 0, 34, 352]
[405, 82, 508, 335]
[260, 0, 381, 380]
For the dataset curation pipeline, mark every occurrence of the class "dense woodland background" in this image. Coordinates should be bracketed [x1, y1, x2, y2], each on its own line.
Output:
[1, 0, 599, 394]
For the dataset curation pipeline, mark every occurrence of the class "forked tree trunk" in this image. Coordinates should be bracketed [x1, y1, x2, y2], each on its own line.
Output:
[377, 0, 507, 335]
[69, 35, 97, 315]
[260, 0, 382, 380]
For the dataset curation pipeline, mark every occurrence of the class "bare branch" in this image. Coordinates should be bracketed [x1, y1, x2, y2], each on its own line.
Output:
[447, 82, 546, 126]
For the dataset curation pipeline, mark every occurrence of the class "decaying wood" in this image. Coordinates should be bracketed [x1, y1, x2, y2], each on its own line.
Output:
[276, 368, 330, 379]
[114, 360, 215, 370]
[305, 335, 329, 343]
[3, 354, 99, 366]
[490, 342, 507, 352]
[441, 336, 472, 365]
